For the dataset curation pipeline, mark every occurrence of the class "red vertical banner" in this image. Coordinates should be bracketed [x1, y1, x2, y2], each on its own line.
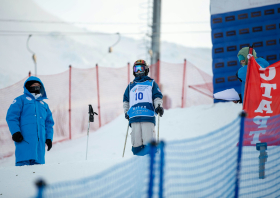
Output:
[181, 59, 187, 108]
[128, 62, 130, 84]
[243, 56, 280, 146]
[96, 64, 101, 128]
[69, 65, 72, 140]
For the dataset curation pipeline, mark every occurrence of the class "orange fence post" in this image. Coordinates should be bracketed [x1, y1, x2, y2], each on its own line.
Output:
[157, 59, 160, 85]
[96, 64, 101, 128]
[69, 65, 72, 139]
[181, 59, 187, 108]
[128, 62, 130, 84]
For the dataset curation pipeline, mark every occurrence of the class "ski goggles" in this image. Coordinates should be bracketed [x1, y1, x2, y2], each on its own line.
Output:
[133, 65, 145, 73]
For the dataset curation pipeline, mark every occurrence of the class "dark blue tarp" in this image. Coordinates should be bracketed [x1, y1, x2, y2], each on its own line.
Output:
[211, 4, 280, 102]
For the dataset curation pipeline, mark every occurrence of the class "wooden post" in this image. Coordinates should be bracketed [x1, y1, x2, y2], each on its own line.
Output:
[28, 71, 31, 77]
[181, 59, 187, 108]
[69, 65, 72, 140]
[96, 64, 101, 128]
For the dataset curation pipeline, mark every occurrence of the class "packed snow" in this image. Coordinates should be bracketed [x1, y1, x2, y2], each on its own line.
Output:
[0, 1, 219, 197]
[0, 102, 242, 198]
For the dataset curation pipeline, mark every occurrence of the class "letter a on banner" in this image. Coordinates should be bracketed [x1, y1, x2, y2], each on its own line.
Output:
[243, 56, 280, 146]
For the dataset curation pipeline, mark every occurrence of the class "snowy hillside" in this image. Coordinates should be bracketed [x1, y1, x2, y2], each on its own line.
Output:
[0, 0, 211, 89]
[0, 102, 242, 198]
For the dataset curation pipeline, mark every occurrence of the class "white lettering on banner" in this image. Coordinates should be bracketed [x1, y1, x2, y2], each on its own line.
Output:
[255, 100, 273, 113]
[253, 116, 270, 128]
[261, 83, 276, 98]
[260, 67, 276, 81]
[250, 66, 277, 145]
[249, 130, 266, 144]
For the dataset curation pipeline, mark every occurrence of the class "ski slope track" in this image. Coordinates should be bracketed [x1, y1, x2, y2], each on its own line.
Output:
[0, 103, 242, 198]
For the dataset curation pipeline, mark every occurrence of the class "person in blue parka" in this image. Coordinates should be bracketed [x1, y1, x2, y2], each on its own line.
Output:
[6, 76, 54, 166]
[235, 47, 270, 103]
[123, 59, 164, 156]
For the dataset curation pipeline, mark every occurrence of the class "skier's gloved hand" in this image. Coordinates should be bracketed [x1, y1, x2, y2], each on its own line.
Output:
[155, 106, 164, 117]
[45, 139, 52, 151]
[12, 132, 23, 142]
[125, 112, 129, 120]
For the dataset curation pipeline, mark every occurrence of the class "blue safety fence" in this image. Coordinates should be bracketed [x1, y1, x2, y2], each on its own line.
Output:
[38, 112, 280, 198]
[40, 155, 151, 197]
[162, 116, 242, 197]
[239, 114, 280, 197]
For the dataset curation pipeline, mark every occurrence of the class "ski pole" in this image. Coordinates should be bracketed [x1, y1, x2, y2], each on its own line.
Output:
[86, 104, 98, 160]
[157, 115, 160, 143]
[86, 120, 90, 160]
[122, 123, 130, 158]
[157, 104, 161, 143]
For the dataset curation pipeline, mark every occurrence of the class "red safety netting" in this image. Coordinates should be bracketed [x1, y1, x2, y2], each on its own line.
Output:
[149, 60, 213, 109]
[0, 60, 213, 159]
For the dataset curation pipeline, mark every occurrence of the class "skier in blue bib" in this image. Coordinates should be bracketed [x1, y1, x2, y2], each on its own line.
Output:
[123, 59, 164, 155]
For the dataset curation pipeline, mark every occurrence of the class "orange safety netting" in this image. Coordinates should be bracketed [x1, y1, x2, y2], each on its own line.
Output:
[0, 60, 213, 159]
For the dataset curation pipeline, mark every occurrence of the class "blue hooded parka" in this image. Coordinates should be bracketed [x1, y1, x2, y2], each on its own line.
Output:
[237, 58, 270, 101]
[6, 76, 54, 164]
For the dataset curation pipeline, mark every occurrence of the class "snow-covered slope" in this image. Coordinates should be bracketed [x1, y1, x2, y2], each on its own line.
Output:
[0, 102, 242, 198]
[0, 0, 211, 89]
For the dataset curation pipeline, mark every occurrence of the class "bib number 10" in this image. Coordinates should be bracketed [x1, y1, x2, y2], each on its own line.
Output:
[135, 92, 143, 101]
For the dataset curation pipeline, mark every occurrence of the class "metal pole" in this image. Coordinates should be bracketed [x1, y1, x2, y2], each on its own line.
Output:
[242, 46, 254, 110]
[69, 65, 72, 140]
[33, 54, 37, 76]
[128, 62, 130, 84]
[181, 59, 187, 108]
[86, 120, 90, 160]
[148, 142, 157, 198]
[157, 115, 160, 143]
[96, 64, 101, 128]
[150, 0, 162, 67]
[27, 35, 37, 76]
[235, 111, 246, 198]
[122, 123, 130, 157]
[159, 141, 165, 198]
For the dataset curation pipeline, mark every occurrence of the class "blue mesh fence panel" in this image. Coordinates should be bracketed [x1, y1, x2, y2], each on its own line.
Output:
[161, 117, 241, 197]
[239, 114, 280, 197]
[35, 115, 261, 198]
[41, 155, 150, 198]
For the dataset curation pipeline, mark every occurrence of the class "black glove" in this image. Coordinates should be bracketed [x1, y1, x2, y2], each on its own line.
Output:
[45, 139, 52, 151]
[125, 112, 129, 120]
[155, 106, 164, 117]
[12, 132, 23, 142]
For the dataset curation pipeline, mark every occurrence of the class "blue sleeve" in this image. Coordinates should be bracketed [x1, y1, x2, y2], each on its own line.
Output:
[6, 96, 22, 135]
[237, 66, 247, 83]
[123, 85, 130, 102]
[45, 104, 54, 141]
[152, 81, 163, 100]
